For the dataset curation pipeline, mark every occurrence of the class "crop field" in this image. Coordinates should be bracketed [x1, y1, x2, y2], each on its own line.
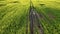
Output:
[0, 0, 60, 34]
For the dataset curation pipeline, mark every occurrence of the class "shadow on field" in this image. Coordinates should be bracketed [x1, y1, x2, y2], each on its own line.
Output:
[0, 3, 6, 6]
[10, 1, 19, 3]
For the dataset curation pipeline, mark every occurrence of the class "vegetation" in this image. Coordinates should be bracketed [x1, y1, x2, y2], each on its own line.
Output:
[0, 0, 60, 34]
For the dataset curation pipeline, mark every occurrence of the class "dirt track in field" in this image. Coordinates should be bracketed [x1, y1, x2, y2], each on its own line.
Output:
[29, 5, 44, 34]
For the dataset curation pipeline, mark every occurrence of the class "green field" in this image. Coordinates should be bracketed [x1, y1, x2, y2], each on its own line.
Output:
[0, 0, 60, 34]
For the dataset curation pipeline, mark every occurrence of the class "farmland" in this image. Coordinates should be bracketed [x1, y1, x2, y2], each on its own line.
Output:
[0, 0, 60, 34]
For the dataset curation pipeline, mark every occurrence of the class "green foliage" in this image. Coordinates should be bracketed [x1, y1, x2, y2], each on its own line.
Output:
[0, 0, 60, 34]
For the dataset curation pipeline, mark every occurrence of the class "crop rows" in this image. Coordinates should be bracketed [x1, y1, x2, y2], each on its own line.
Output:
[0, 0, 60, 34]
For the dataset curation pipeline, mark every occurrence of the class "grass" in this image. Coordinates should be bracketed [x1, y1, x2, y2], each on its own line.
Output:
[0, 0, 60, 34]
[0, 0, 30, 34]
[34, 0, 60, 34]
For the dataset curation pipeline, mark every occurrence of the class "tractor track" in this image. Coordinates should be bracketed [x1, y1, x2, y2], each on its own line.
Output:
[29, 5, 44, 34]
